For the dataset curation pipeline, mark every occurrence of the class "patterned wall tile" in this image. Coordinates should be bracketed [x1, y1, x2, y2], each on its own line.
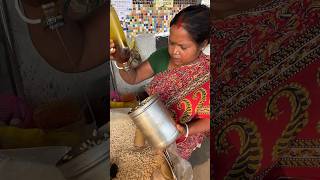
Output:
[112, 0, 198, 38]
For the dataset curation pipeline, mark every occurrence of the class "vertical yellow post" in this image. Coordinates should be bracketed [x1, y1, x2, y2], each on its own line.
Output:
[110, 6, 130, 63]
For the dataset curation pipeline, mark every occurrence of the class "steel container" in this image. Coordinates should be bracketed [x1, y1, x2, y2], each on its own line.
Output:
[129, 95, 179, 149]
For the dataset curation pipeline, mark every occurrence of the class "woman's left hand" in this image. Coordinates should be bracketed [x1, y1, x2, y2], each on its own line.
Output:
[176, 124, 186, 139]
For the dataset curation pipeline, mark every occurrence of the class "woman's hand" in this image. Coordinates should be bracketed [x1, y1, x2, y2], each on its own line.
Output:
[110, 39, 116, 59]
[110, 39, 131, 63]
[176, 123, 186, 139]
[176, 118, 210, 144]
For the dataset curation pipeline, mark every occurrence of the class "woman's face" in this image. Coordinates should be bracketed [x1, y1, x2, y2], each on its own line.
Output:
[168, 25, 203, 67]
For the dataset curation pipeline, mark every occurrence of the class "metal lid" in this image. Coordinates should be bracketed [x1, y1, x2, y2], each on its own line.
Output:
[128, 94, 159, 118]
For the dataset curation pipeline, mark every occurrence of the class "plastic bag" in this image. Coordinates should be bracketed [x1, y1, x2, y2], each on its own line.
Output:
[165, 143, 193, 180]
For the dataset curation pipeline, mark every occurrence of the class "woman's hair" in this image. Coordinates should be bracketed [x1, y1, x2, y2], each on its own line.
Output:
[170, 4, 210, 46]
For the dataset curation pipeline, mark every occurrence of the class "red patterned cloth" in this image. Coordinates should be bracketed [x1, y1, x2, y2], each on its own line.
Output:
[146, 53, 210, 159]
[211, 0, 320, 179]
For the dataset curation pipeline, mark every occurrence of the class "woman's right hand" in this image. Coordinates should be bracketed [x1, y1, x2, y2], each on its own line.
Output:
[110, 39, 131, 63]
[110, 39, 116, 59]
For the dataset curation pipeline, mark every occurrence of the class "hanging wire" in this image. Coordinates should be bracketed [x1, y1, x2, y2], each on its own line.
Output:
[15, 0, 41, 24]
[55, 28, 97, 125]
[109, 60, 118, 95]
[14, 0, 99, 126]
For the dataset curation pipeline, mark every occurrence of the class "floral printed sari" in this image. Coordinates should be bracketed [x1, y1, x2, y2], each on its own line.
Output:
[146, 53, 210, 159]
[211, 0, 320, 179]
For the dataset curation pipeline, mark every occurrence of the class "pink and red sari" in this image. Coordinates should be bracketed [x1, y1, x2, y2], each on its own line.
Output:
[212, 0, 320, 179]
[146, 53, 210, 159]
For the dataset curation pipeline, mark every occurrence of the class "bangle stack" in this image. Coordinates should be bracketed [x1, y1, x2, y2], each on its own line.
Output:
[114, 61, 132, 72]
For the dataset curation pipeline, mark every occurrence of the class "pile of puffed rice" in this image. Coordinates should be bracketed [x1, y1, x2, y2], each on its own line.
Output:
[110, 109, 165, 180]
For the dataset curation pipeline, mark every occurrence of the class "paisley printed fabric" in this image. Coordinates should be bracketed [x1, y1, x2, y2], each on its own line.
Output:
[211, 0, 320, 178]
[146, 53, 210, 159]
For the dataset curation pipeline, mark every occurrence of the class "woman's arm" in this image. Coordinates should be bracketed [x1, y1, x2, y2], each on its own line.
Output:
[176, 118, 210, 138]
[116, 60, 154, 85]
[111, 39, 155, 85]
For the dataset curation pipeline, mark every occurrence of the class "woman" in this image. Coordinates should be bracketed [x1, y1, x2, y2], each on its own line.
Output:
[212, 0, 320, 179]
[110, 4, 210, 160]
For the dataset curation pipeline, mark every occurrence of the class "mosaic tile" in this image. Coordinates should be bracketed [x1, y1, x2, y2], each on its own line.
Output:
[112, 0, 197, 38]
